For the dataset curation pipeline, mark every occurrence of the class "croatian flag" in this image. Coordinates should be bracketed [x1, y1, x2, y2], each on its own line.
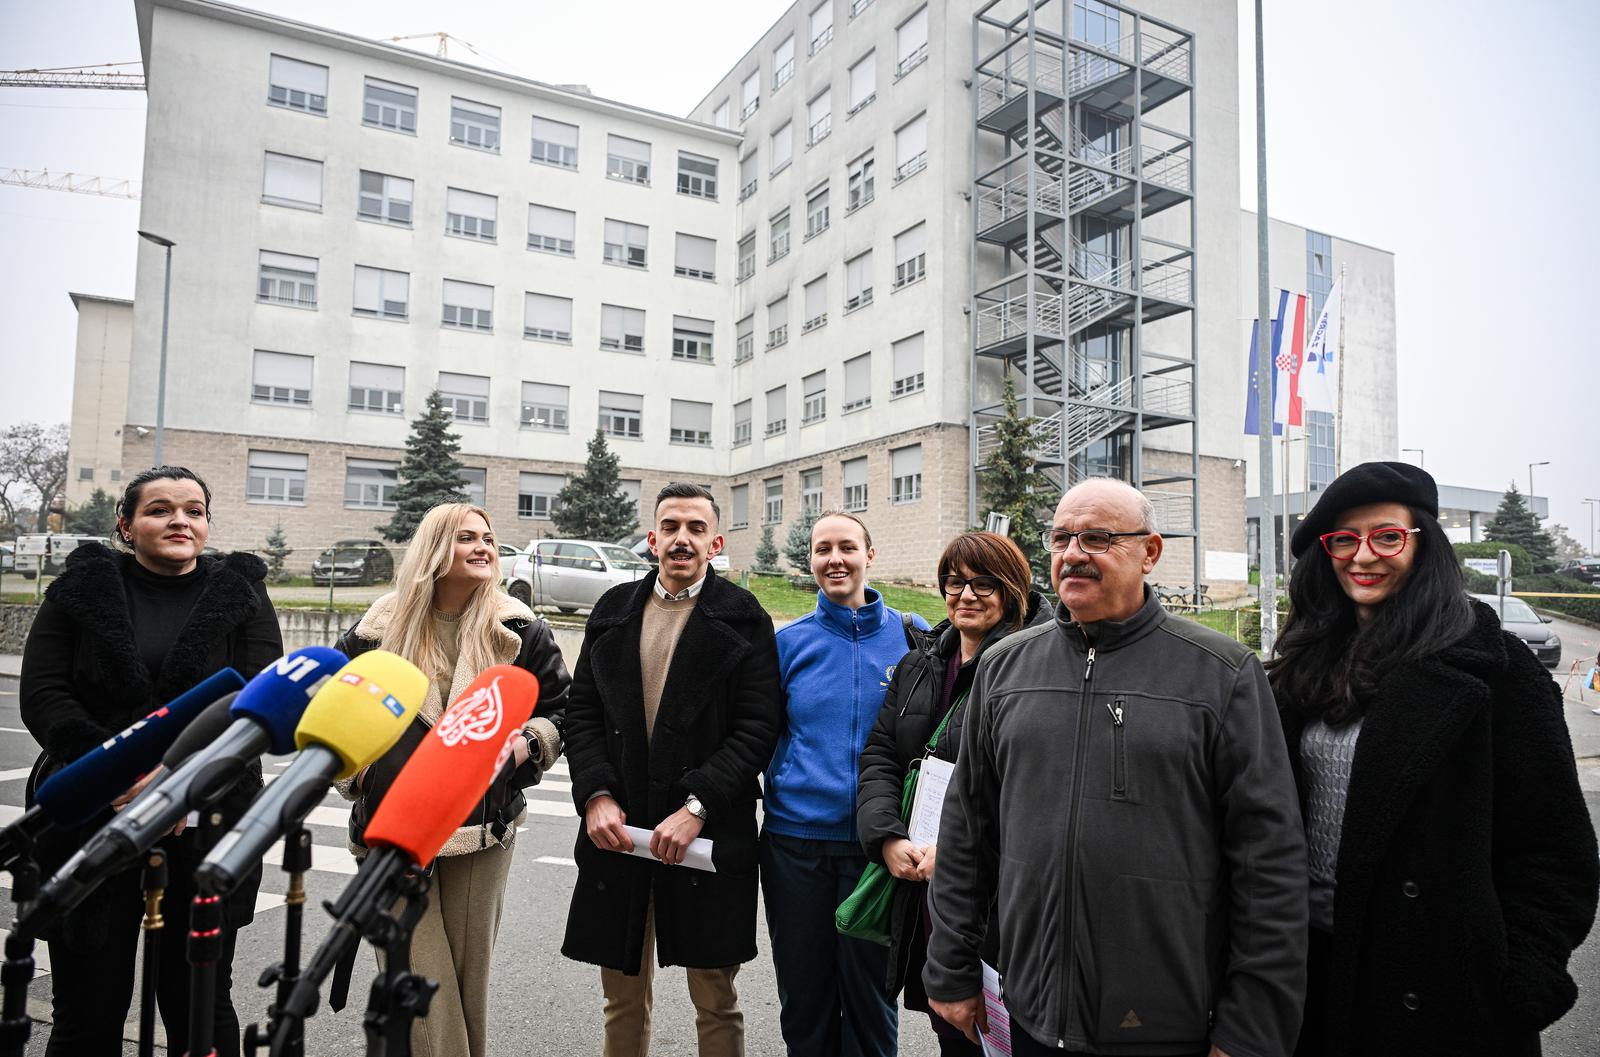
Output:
[1299, 277, 1342, 414]
[1274, 293, 1308, 428]
[1243, 288, 1290, 436]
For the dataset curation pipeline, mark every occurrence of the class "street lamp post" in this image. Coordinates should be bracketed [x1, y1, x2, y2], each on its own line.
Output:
[1528, 461, 1549, 518]
[1583, 498, 1599, 557]
[1401, 447, 1425, 468]
[137, 230, 175, 466]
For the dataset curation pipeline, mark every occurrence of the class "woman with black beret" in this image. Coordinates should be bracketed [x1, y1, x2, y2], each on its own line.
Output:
[1269, 460, 1597, 1056]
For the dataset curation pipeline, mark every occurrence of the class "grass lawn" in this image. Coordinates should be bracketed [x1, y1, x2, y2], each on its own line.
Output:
[738, 573, 948, 624]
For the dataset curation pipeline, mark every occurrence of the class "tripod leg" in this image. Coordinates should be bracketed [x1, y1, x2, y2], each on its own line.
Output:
[138, 848, 169, 1057]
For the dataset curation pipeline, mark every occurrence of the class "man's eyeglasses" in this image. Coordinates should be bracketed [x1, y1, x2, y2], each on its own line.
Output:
[1040, 529, 1150, 555]
[940, 575, 1002, 598]
[1319, 527, 1420, 560]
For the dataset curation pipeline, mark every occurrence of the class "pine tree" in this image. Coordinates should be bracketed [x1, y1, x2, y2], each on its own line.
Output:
[262, 521, 293, 583]
[754, 524, 781, 574]
[783, 510, 820, 572]
[65, 488, 117, 535]
[552, 429, 637, 542]
[1484, 482, 1556, 565]
[978, 374, 1052, 572]
[381, 390, 469, 543]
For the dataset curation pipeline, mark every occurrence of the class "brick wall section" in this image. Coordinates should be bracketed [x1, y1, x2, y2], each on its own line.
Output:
[1143, 448, 1248, 599]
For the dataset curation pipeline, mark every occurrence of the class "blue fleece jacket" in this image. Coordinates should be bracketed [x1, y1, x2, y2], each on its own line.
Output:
[766, 587, 930, 842]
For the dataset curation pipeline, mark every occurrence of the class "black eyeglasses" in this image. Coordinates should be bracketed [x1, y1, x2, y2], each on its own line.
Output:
[1040, 528, 1150, 555]
[940, 575, 1002, 598]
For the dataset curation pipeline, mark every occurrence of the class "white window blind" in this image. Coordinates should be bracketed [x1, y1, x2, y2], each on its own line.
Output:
[601, 304, 646, 352]
[251, 350, 312, 406]
[896, 7, 929, 72]
[730, 483, 749, 528]
[892, 444, 923, 502]
[450, 97, 500, 150]
[603, 219, 648, 268]
[845, 251, 873, 309]
[736, 315, 754, 362]
[531, 117, 578, 168]
[713, 100, 731, 129]
[599, 391, 643, 440]
[892, 332, 926, 395]
[459, 467, 486, 507]
[804, 275, 827, 326]
[263, 152, 321, 207]
[808, 90, 832, 144]
[258, 251, 317, 307]
[268, 55, 327, 113]
[606, 134, 651, 183]
[848, 52, 876, 110]
[250, 450, 307, 470]
[804, 371, 826, 397]
[740, 152, 758, 198]
[771, 123, 792, 171]
[247, 450, 307, 504]
[672, 315, 714, 362]
[524, 293, 573, 342]
[521, 382, 569, 431]
[440, 372, 489, 396]
[765, 386, 787, 435]
[350, 362, 404, 414]
[741, 71, 760, 113]
[802, 370, 826, 423]
[519, 472, 564, 519]
[674, 234, 717, 279]
[774, 36, 795, 88]
[844, 352, 872, 410]
[442, 279, 493, 331]
[528, 204, 575, 255]
[678, 152, 717, 198]
[358, 170, 412, 225]
[896, 113, 929, 179]
[670, 399, 713, 446]
[439, 373, 490, 424]
[770, 210, 791, 259]
[259, 251, 315, 274]
[767, 294, 789, 346]
[806, 185, 829, 237]
[843, 457, 868, 486]
[848, 153, 875, 210]
[896, 222, 928, 286]
[363, 78, 416, 132]
[734, 399, 752, 445]
[764, 477, 784, 523]
[446, 187, 497, 240]
[810, 1, 834, 53]
[346, 459, 399, 508]
[353, 266, 408, 319]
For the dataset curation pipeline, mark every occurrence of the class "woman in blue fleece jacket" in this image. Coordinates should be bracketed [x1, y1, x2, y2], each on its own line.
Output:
[763, 510, 929, 1057]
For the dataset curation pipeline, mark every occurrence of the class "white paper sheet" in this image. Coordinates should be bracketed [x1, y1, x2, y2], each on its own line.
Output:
[612, 824, 717, 872]
[979, 960, 1012, 1056]
[908, 755, 955, 846]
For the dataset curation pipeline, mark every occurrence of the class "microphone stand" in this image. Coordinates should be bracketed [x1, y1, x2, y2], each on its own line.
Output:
[186, 805, 230, 1057]
[244, 826, 312, 1057]
[0, 858, 40, 1057]
[360, 869, 437, 1057]
[137, 848, 170, 1057]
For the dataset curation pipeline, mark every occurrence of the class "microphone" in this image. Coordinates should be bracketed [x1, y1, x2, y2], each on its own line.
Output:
[160, 692, 243, 770]
[0, 668, 246, 873]
[274, 666, 539, 1034]
[195, 651, 426, 896]
[15, 647, 347, 938]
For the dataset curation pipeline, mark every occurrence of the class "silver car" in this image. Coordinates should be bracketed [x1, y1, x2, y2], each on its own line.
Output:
[1471, 593, 1562, 669]
[507, 539, 652, 614]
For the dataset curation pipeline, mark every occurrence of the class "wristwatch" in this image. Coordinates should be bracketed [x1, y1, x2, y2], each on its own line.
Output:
[519, 727, 540, 764]
[684, 793, 708, 821]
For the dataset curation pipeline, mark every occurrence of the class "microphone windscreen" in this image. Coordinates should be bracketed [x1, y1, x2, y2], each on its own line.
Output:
[365, 665, 538, 867]
[33, 668, 246, 825]
[295, 651, 426, 779]
[229, 647, 348, 755]
[161, 692, 241, 768]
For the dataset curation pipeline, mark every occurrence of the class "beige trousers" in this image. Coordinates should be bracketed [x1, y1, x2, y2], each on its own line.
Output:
[382, 841, 514, 1057]
[599, 900, 744, 1057]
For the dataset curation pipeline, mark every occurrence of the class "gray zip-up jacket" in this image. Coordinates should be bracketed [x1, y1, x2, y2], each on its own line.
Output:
[924, 588, 1307, 1057]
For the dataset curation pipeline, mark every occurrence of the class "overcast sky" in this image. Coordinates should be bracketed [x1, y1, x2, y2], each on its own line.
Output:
[2, 0, 1595, 544]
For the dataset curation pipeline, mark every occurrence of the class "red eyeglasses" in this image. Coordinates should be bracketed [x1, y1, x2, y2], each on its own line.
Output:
[1319, 527, 1420, 560]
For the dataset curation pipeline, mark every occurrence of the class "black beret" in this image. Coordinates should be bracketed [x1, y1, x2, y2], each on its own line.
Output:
[1291, 460, 1438, 558]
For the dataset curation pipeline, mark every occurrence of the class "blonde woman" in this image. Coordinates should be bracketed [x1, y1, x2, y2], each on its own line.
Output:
[335, 503, 570, 1057]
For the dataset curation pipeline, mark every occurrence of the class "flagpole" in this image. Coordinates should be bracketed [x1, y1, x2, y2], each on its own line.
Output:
[1335, 263, 1347, 474]
[1253, 0, 1278, 654]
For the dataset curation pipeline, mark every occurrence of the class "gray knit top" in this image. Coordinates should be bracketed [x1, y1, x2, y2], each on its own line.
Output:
[1301, 716, 1364, 931]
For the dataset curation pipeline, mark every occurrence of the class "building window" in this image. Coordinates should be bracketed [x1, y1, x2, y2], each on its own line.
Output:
[891, 444, 923, 504]
[845, 251, 874, 312]
[445, 187, 497, 241]
[267, 55, 327, 114]
[771, 122, 793, 174]
[850, 0, 875, 17]
[251, 350, 312, 407]
[528, 204, 576, 256]
[895, 113, 928, 182]
[262, 152, 321, 210]
[600, 304, 646, 353]
[518, 472, 564, 519]
[847, 51, 877, 115]
[805, 185, 829, 238]
[672, 316, 715, 362]
[363, 77, 416, 133]
[895, 7, 929, 78]
[450, 97, 500, 151]
[603, 219, 648, 269]
[353, 266, 408, 320]
[765, 386, 787, 437]
[441, 279, 493, 331]
[1309, 410, 1336, 491]
[670, 399, 713, 446]
[807, 89, 832, 146]
[740, 70, 760, 120]
[345, 458, 398, 509]
[459, 467, 486, 508]
[678, 151, 718, 198]
[774, 34, 796, 90]
[257, 251, 317, 307]
[810, 1, 834, 55]
[110, 469, 122, 482]
[843, 352, 872, 412]
[78, 466, 94, 482]
[802, 274, 827, 332]
[606, 134, 652, 185]
[735, 315, 754, 363]
[1074, 0, 1124, 48]
[842, 456, 869, 512]
[894, 222, 928, 288]
[764, 477, 784, 524]
[730, 483, 749, 529]
[739, 152, 758, 201]
[438, 371, 490, 424]
[521, 382, 569, 431]
[891, 332, 925, 396]
[713, 99, 731, 129]
[766, 294, 789, 348]
[524, 292, 573, 344]
[599, 391, 643, 439]
[673, 233, 717, 281]
[349, 361, 403, 414]
[847, 152, 875, 212]
[733, 399, 752, 446]
[769, 209, 792, 262]
[247, 450, 307, 505]
[531, 116, 579, 168]
[799, 468, 822, 516]
[358, 170, 412, 226]
[802, 371, 826, 424]
[736, 234, 756, 283]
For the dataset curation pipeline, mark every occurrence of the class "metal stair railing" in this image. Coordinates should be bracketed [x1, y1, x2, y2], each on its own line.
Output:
[1067, 35, 1134, 94]
[1141, 257, 1192, 303]
[1139, 26, 1192, 82]
[1140, 142, 1191, 192]
[1142, 373, 1193, 416]
[1147, 489, 1195, 533]
[978, 50, 1066, 122]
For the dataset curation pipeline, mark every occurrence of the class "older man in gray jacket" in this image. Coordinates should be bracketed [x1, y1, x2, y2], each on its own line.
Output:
[925, 478, 1306, 1057]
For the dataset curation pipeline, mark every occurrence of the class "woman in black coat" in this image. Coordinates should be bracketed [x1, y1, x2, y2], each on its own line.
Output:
[856, 531, 1048, 1055]
[1270, 461, 1598, 1057]
[20, 466, 283, 1057]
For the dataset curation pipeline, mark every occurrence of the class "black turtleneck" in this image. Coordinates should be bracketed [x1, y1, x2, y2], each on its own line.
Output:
[121, 555, 209, 683]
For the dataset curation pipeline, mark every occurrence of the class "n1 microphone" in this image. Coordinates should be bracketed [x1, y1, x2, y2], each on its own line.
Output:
[0, 668, 246, 871]
[196, 651, 426, 895]
[15, 647, 347, 938]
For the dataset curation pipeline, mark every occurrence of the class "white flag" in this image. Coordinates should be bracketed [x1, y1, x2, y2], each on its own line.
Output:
[1299, 278, 1341, 414]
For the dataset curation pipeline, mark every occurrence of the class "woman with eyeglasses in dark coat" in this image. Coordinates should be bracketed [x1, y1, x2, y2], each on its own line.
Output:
[1268, 461, 1597, 1057]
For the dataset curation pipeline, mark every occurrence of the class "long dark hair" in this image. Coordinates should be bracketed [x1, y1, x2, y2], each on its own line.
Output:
[1268, 506, 1473, 725]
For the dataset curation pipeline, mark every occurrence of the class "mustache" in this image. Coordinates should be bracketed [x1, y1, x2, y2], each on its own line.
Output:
[1061, 564, 1101, 580]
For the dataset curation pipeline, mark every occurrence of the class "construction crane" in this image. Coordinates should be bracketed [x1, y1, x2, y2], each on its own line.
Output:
[386, 32, 479, 59]
[0, 168, 140, 199]
[0, 62, 146, 90]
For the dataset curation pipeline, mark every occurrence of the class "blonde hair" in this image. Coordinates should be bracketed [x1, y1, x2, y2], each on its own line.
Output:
[379, 503, 504, 686]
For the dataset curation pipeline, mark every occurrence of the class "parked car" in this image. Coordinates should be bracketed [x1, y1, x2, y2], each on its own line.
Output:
[1471, 593, 1561, 668]
[498, 543, 525, 582]
[1556, 557, 1600, 585]
[310, 539, 395, 586]
[1, 544, 12, 573]
[506, 539, 652, 613]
